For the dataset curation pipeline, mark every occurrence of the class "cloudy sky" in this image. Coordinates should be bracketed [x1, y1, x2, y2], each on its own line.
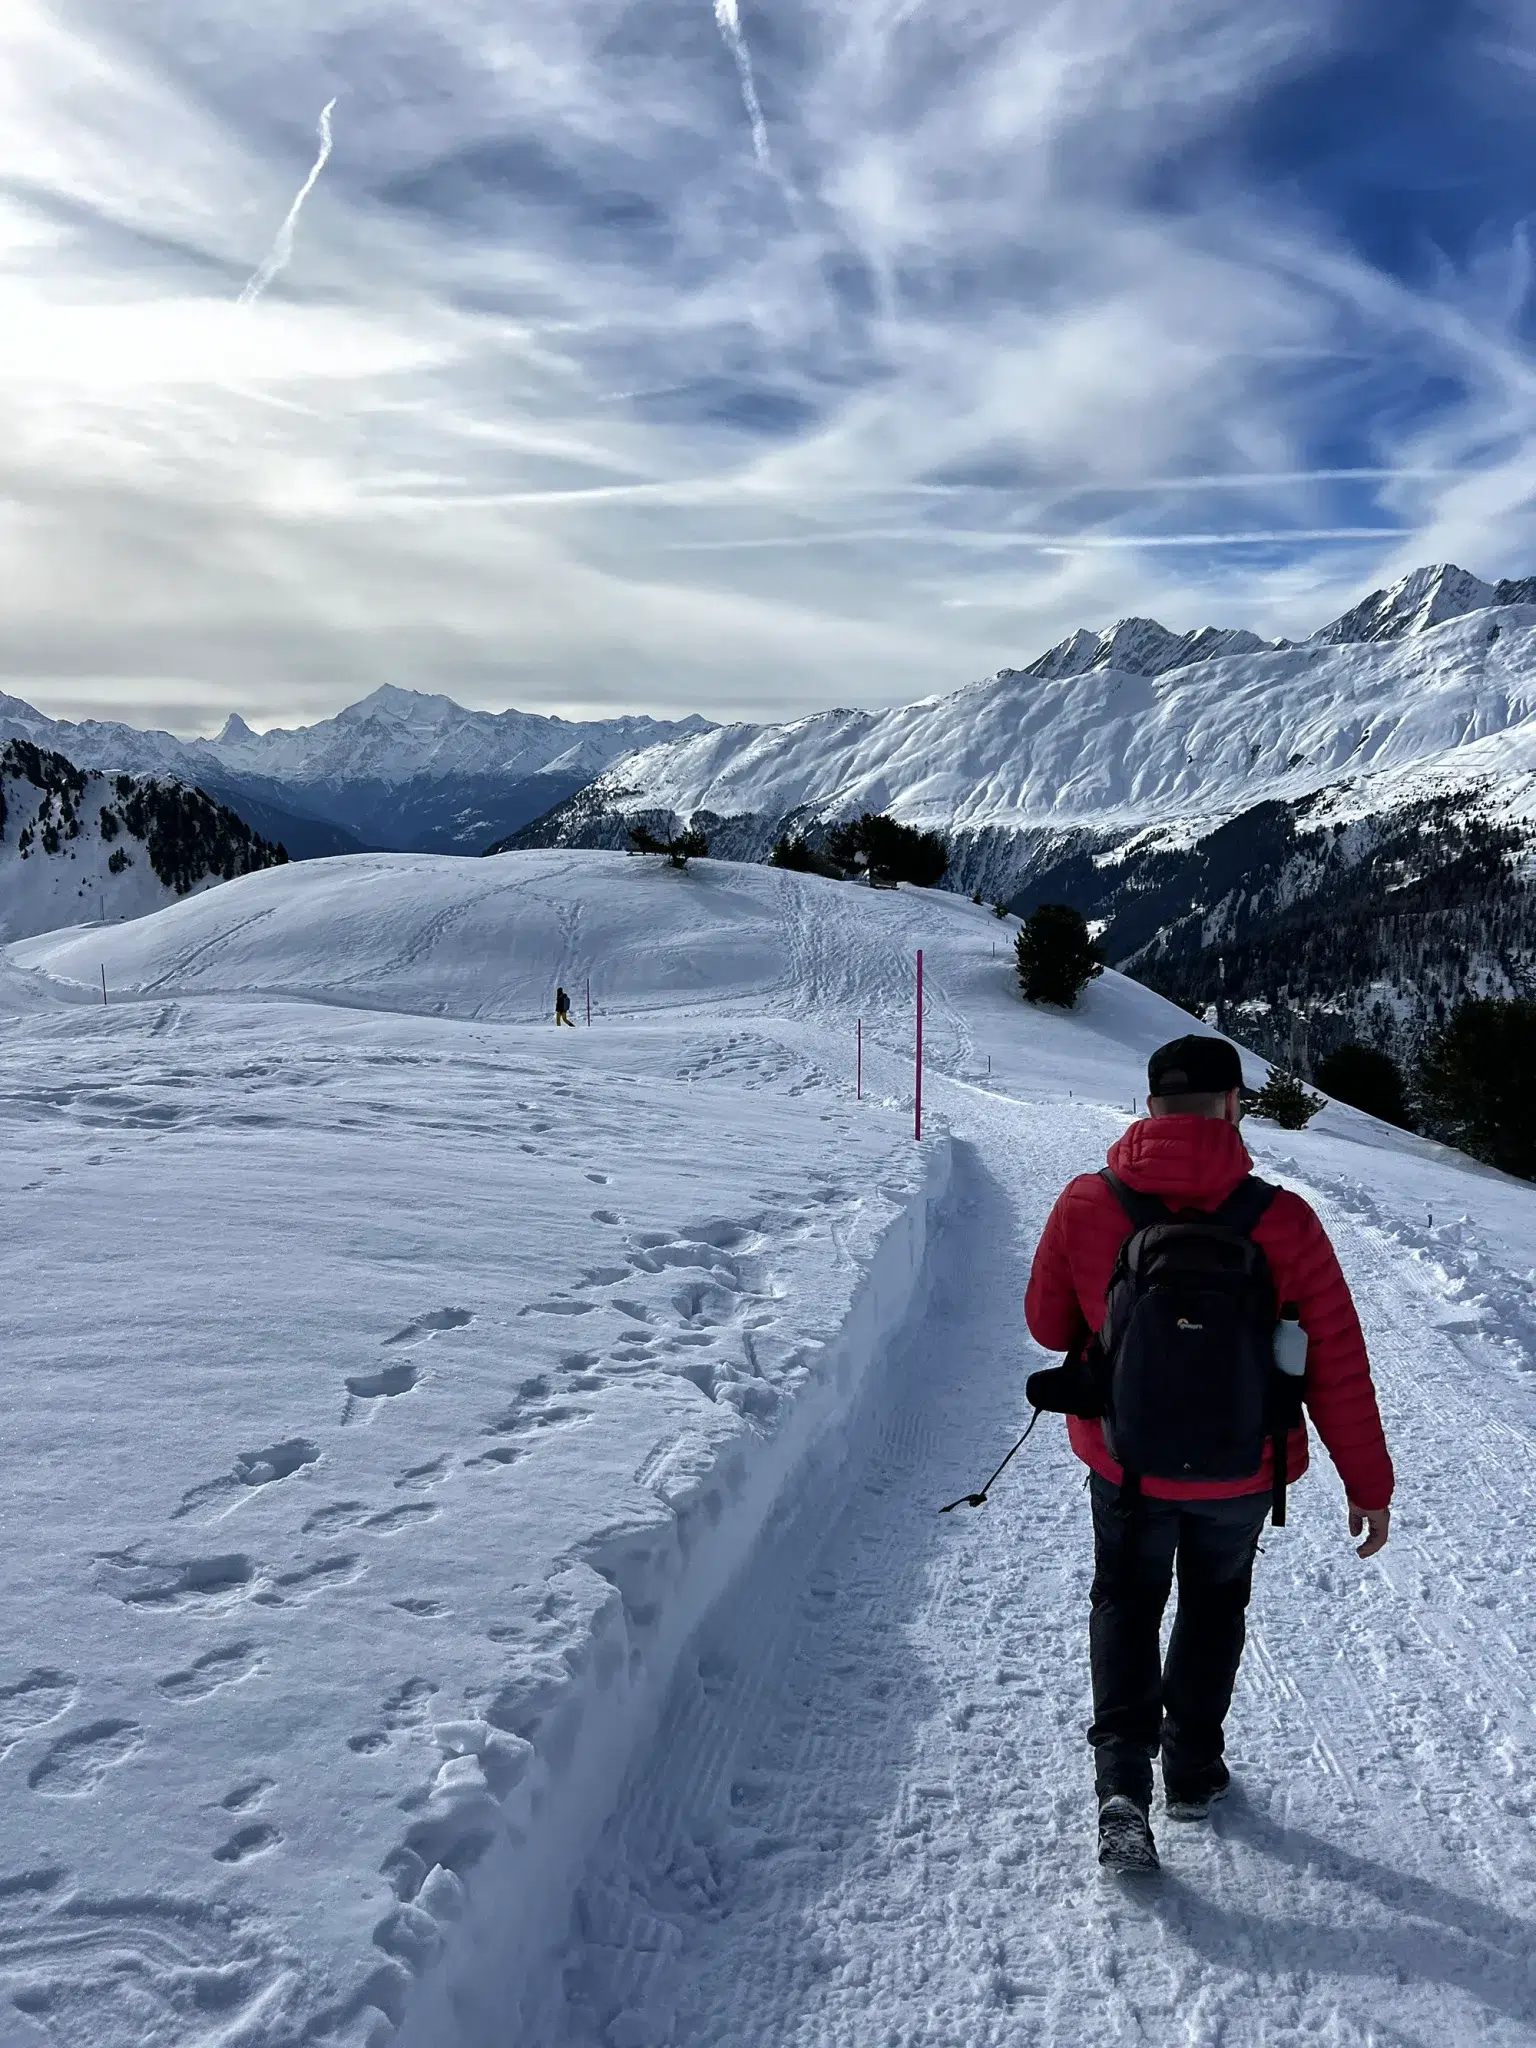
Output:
[2, 0, 1534, 733]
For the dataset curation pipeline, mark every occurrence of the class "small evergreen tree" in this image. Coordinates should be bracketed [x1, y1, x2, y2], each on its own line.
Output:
[629, 822, 707, 870]
[769, 834, 841, 878]
[1250, 1068, 1324, 1129]
[1315, 1042, 1412, 1128]
[1014, 904, 1103, 1007]
[992, 901, 1011, 919]
[1416, 997, 1536, 1180]
[825, 812, 948, 888]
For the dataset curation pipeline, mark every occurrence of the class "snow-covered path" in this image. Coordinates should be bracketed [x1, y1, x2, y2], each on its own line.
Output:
[539, 1055, 1536, 2048]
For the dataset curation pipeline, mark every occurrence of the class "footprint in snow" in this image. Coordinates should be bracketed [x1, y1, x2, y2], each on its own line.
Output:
[395, 1457, 449, 1492]
[345, 1361, 420, 1405]
[221, 1777, 275, 1813]
[173, 1437, 320, 1520]
[213, 1823, 282, 1864]
[252, 1554, 362, 1607]
[383, 1308, 474, 1349]
[0, 1670, 77, 1757]
[348, 1679, 438, 1756]
[28, 1720, 143, 1797]
[92, 1550, 256, 1611]
[157, 1642, 264, 1703]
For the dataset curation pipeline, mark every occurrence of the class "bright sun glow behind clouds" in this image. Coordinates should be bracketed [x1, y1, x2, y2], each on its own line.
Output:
[0, 0, 1533, 732]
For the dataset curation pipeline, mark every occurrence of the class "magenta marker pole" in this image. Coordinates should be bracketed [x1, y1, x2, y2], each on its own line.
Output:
[857, 1017, 862, 1100]
[915, 950, 924, 1142]
[585, 976, 591, 1027]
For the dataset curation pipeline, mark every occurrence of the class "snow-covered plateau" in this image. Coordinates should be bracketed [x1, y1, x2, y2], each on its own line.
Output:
[2, 850, 1534, 2047]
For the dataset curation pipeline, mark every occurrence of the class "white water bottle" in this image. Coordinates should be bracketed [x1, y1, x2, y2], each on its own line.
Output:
[1274, 1301, 1307, 1378]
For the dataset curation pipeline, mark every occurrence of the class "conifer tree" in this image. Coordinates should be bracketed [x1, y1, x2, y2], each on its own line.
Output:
[1014, 904, 1103, 1007]
[1416, 997, 1536, 1179]
[1315, 1043, 1412, 1128]
[1250, 1069, 1324, 1129]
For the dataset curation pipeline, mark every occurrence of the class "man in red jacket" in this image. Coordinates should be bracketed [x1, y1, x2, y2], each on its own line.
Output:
[1025, 1034, 1393, 1865]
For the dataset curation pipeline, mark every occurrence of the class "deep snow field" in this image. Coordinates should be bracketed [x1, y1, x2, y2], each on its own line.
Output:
[2, 850, 1535, 2048]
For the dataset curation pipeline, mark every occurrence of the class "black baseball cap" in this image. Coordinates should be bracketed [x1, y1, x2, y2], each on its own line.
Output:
[1147, 1034, 1243, 1096]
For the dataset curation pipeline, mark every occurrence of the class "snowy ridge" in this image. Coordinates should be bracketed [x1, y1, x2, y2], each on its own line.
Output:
[1024, 615, 1279, 679]
[1311, 563, 1536, 646]
[538, 597, 1536, 851]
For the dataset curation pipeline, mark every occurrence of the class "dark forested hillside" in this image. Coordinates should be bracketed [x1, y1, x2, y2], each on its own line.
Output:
[1025, 789, 1536, 1069]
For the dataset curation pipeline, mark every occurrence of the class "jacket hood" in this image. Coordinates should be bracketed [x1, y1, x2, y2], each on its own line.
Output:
[1106, 1115, 1254, 1210]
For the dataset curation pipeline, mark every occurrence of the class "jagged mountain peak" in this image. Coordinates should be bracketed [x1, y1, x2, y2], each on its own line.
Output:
[339, 684, 477, 727]
[1022, 615, 1276, 682]
[1310, 563, 1498, 647]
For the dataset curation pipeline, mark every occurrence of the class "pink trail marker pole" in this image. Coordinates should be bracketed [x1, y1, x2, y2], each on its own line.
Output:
[915, 950, 924, 1141]
[585, 976, 591, 1027]
[857, 1017, 862, 1100]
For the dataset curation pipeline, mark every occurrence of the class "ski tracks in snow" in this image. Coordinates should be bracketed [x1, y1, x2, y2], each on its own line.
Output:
[538, 1085, 1536, 2047]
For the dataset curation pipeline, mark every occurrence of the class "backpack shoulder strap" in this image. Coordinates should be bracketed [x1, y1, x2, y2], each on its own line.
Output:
[1211, 1174, 1279, 1236]
[1098, 1169, 1171, 1233]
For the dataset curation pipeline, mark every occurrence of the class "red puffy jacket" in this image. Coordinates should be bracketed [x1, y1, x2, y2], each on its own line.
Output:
[1024, 1115, 1394, 1511]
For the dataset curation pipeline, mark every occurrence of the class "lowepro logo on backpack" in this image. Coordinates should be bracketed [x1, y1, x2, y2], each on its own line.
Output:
[1096, 1169, 1285, 1494]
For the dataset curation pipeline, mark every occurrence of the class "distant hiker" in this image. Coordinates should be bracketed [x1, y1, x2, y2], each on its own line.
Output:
[1023, 1033, 1393, 1874]
[554, 986, 574, 1026]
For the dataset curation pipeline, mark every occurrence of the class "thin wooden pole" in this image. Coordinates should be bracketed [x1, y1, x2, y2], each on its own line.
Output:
[857, 1018, 862, 1100]
[101, 964, 107, 1007]
[915, 950, 924, 1141]
[585, 976, 591, 1027]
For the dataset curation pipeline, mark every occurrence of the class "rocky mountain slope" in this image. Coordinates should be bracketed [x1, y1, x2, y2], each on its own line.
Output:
[511, 565, 1536, 1066]
[0, 739, 287, 943]
[0, 688, 713, 857]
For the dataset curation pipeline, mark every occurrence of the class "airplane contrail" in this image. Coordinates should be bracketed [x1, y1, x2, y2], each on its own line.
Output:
[238, 97, 338, 307]
[712, 0, 771, 168]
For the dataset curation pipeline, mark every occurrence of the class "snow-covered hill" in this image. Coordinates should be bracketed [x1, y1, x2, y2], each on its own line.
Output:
[0, 738, 287, 944]
[0, 687, 715, 858]
[4, 850, 1534, 2046]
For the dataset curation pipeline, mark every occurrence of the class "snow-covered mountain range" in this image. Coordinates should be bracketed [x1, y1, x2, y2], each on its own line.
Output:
[511, 564, 1536, 1068]
[0, 687, 713, 858]
[0, 738, 287, 943]
[515, 565, 1536, 870]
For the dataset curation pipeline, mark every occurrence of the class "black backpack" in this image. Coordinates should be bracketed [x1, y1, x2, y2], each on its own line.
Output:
[1096, 1169, 1297, 1524]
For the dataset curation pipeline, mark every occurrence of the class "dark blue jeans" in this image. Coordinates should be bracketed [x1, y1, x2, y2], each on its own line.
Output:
[1088, 1473, 1269, 1807]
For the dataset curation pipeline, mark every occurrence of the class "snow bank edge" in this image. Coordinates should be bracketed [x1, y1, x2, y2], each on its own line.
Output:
[375, 1135, 954, 2048]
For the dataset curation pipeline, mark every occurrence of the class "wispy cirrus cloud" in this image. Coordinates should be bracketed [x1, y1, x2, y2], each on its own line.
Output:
[0, 0, 1532, 732]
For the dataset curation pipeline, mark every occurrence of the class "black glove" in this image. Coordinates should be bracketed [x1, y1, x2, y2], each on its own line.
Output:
[1026, 1341, 1108, 1419]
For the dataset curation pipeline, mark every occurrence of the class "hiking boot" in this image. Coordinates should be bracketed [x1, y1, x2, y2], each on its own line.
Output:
[1097, 1794, 1160, 1873]
[1163, 1765, 1231, 1822]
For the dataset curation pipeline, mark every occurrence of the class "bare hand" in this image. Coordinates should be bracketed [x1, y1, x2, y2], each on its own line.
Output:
[1348, 1501, 1391, 1559]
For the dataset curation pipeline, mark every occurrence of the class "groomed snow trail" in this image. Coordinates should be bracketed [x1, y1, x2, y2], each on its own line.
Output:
[537, 1062, 1536, 2048]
